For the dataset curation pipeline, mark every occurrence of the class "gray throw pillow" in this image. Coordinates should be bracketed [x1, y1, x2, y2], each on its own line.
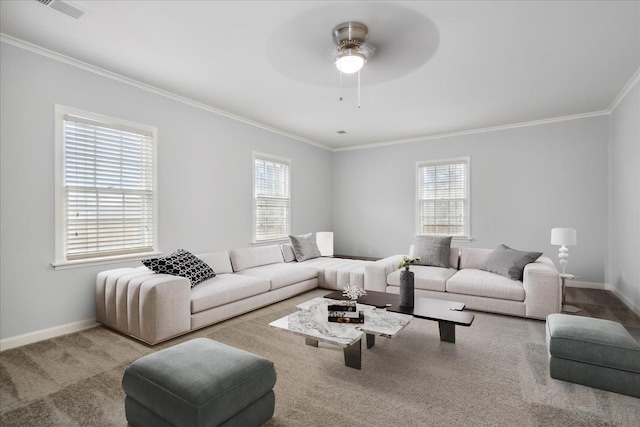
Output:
[288, 233, 321, 262]
[414, 235, 453, 268]
[479, 244, 543, 281]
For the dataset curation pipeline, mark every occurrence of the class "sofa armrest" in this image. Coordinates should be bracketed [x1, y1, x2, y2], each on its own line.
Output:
[364, 255, 405, 292]
[96, 267, 191, 344]
[522, 257, 562, 319]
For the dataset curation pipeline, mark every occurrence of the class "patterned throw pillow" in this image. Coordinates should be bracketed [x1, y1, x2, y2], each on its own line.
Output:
[142, 249, 216, 287]
[288, 233, 321, 262]
[414, 235, 453, 268]
[479, 244, 542, 281]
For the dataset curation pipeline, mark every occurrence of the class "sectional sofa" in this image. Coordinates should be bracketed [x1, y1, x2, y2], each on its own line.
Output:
[364, 246, 562, 320]
[96, 241, 562, 345]
[96, 244, 372, 345]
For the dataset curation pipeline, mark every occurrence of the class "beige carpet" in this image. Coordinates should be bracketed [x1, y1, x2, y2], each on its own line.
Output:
[1, 288, 639, 426]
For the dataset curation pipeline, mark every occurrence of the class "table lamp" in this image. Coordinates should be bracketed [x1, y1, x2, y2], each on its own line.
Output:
[316, 232, 334, 257]
[551, 227, 577, 274]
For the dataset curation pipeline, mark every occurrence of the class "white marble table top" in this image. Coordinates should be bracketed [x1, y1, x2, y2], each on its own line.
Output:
[269, 297, 412, 348]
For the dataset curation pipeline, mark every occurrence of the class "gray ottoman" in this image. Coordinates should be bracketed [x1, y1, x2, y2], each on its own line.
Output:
[546, 313, 640, 397]
[122, 338, 276, 427]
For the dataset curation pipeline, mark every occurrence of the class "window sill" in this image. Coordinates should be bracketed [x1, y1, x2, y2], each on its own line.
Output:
[251, 238, 289, 246]
[452, 237, 473, 243]
[52, 251, 161, 270]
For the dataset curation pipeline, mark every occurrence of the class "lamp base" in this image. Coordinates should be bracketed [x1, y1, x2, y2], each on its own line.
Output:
[558, 245, 569, 275]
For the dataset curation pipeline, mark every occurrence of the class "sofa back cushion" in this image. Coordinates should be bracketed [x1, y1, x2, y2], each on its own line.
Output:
[197, 250, 233, 274]
[449, 247, 460, 269]
[280, 244, 297, 263]
[459, 247, 493, 269]
[229, 245, 284, 272]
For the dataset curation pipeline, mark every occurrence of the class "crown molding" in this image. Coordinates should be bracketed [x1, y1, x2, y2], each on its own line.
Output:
[0, 34, 332, 152]
[335, 110, 610, 152]
[3, 33, 636, 154]
[607, 67, 640, 112]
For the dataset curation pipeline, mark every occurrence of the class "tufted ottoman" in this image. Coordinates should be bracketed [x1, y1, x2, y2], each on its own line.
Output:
[122, 338, 276, 427]
[546, 313, 640, 397]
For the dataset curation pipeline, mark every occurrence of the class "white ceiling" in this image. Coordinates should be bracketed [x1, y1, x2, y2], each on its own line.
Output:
[1, 1, 639, 150]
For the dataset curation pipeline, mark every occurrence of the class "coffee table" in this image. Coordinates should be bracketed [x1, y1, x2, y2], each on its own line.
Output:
[324, 290, 475, 343]
[268, 297, 412, 369]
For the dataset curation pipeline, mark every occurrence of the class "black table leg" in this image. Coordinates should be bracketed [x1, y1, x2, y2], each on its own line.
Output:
[366, 333, 375, 349]
[439, 321, 456, 343]
[343, 339, 362, 369]
[305, 338, 318, 347]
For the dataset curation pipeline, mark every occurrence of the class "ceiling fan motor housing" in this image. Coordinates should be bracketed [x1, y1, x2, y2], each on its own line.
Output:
[333, 21, 369, 50]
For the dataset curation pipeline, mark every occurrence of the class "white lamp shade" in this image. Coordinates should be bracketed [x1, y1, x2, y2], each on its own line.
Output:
[551, 228, 577, 246]
[335, 53, 365, 74]
[316, 232, 334, 256]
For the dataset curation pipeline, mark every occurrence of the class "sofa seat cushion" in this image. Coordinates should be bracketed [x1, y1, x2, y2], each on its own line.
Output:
[446, 269, 525, 301]
[191, 274, 270, 314]
[298, 257, 371, 289]
[236, 263, 318, 291]
[387, 265, 457, 292]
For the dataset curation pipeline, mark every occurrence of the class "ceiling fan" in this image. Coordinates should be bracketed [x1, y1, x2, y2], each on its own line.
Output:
[328, 21, 376, 107]
[329, 21, 376, 75]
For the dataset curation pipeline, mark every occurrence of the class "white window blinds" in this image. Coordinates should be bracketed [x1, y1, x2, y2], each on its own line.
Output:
[254, 155, 290, 241]
[417, 158, 470, 238]
[62, 114, 156, 260]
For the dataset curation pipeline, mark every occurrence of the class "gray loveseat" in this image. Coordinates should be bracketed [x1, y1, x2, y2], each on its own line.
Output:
[96, 244, 373, 344]
[364, 246, 562, 320]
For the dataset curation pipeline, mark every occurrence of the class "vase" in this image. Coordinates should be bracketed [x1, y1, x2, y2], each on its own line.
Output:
[399, 269, 414, 307]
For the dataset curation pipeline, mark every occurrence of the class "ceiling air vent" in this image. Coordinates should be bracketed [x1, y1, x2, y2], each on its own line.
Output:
[34, 0, 85, 20]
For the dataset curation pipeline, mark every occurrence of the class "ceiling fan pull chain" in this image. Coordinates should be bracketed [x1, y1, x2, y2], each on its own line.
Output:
[339, 70, 343, 102]
[357, 70, 361, 108]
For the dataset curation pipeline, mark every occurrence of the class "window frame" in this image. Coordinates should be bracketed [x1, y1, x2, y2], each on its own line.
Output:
[252, 152, 291, 244]
[415, 157, 471, 241]
[53, 105, 159, 269]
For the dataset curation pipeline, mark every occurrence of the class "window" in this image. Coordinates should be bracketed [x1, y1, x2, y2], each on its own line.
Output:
[253, 153, 290, 242]
[54, 106, 157, 267]
[417, 157, 470, 239]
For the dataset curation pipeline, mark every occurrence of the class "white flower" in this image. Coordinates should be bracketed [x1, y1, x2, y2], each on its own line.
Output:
[343, 283, 367, 300]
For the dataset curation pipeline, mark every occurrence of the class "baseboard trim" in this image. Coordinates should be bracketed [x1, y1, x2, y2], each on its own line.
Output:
[566, 281, 640, 316]
[565, 280, 605, 290]
[0, 318, 99, 352]
[604, 284, 640, 317]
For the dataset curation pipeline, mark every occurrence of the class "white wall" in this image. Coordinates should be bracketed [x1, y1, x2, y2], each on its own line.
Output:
[608, 79, 640, 313]
[0, 42, 333, 341]
[333, 117, 609, 283]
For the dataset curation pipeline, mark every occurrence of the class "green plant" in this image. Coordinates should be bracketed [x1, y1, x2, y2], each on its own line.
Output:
[397, 256, 421, 271]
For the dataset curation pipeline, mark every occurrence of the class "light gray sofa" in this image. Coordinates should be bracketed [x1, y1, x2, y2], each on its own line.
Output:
[96, 244, 372, 345]
[364, 247, 561, 320]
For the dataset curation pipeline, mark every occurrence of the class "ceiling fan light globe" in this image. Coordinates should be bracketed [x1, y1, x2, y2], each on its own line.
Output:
[335, 54, 365, 74]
